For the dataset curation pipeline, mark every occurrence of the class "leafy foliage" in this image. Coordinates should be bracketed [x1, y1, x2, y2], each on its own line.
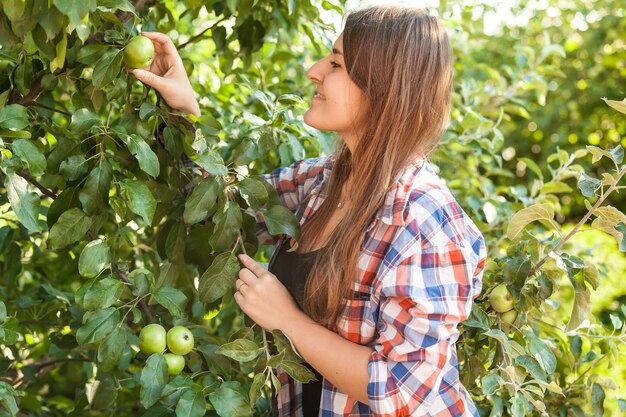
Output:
[0, 0, 625, 416]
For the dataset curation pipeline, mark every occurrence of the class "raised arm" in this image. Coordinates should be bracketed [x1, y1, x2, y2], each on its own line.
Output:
[128, 31, 200, 117]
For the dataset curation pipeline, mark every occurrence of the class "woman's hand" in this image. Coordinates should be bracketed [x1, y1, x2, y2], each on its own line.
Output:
[128, 31, 200, 117]
[235, 254, 305, 332]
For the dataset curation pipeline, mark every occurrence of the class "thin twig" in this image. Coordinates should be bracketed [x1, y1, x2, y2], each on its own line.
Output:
[29, 101, 72, 117]
[528, 165, 626, 277]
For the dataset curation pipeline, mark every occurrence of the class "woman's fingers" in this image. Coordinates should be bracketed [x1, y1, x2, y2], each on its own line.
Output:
[131, 69, 168, 91]
[140, 31, 180, 56]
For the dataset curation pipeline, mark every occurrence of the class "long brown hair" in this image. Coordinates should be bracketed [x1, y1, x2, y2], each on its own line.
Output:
[298, 6, 454, 327]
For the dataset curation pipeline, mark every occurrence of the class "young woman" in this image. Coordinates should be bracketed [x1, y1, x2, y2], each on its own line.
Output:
[132, 5, 487, 417]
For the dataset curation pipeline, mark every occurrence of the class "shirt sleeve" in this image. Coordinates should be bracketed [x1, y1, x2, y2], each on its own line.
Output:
[366, 240, 486, 416]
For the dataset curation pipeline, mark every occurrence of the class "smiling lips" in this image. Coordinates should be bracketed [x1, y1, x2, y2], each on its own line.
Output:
[313, 90, 326, 100]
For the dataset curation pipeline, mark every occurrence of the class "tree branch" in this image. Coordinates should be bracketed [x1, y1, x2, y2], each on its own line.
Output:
[528, 165, 626, 277]
[179, 17, 229, 49]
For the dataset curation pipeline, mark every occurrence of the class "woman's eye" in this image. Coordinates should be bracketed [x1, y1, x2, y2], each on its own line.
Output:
[330, 61, 341, 68]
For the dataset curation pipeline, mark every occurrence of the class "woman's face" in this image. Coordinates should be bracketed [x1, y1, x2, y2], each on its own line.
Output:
[303, 34, 368, 151]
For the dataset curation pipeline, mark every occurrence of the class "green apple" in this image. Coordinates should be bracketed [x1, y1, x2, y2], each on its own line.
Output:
[488, 283, 515, 313]
[123, 35, 155, 69]
[167, 325, 194, 355]
[138, 323, 166, 355]
[164, 353, 185, 375]
[500, 309, 518, 332]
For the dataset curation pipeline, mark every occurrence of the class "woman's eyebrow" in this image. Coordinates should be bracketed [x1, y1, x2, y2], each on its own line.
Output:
[332, 47, 344, 56]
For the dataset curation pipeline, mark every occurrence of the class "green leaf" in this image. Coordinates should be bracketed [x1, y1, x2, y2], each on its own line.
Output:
[174, 388, 206, 417]
[279, 360, 316, 383]
[199, 252, 240, 304]
[540, 181, 572, 194]
[514, 355, 547, 381]
[59, 155, 89, 181]
[11, 138, 46, 176]
[216, 338, 264, 362]
[76, 307, 120, 345]
[71, 108, 101, 133]
[616, 222, 626, 252]
[566, 286, 591, 332]
[5, 171, 42, 232]
[587, 144, 624, 166]
[0, 317, 20, 345]
[0, 104, 29, 130]
[208, 381, 253, 417]
[238, 178, 268, 210]
[183, 177, 221, 225]
[92, 48, 123, 87]
[48, 208, 93, 249]
[248, 371, 266, 405]
[527, 334, 557, 374]
[52, 0, 95, 28]
[97, 326, 127, 371]
[120, 179, 156, 225]
[79, 159, 113, 216]
[591, 382, 605, 417]
[77, 43, 110, 65]
[481, 373, 502, 396]
[153, 286, 187, 317]
[82, 277, 124, 310]
[79, 239, 111, 278]
[506, 203, 554, 240]
[140, 354, 168, 409]
[0, 380, 20, 415]
[259, 205, 301, 240]
[577, 173, 601, 198]
[123, 134, 160, 178]
[209, 201, 242, 251]
[602, 97, 626, 115]
[193, 149, 228, 176]
[51, 29, 67, 72]
[503, 256, 531, 286]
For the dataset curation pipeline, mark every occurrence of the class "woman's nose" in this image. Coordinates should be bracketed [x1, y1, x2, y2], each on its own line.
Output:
[306, 59, 324, 84]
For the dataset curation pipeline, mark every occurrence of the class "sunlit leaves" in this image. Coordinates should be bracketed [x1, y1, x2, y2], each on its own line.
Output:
[506, 203, 554, 240]
[602, 97, 626, 115]
[5, 171, 41, 232]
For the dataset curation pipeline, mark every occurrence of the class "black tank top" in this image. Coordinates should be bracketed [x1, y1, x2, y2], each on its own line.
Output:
[268, 239, 324, 417]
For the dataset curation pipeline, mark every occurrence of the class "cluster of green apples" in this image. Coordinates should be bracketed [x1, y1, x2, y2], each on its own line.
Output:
[488, 284, 518, 332]
[138, 324, 194, 375]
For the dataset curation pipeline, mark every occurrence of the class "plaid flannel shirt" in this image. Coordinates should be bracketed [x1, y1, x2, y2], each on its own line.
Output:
[186, 152, 486, 416]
